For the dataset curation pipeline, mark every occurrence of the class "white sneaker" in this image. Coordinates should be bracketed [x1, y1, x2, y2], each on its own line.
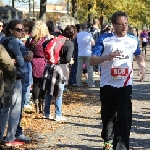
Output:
[43, 114, 54, 120]
[16, 134, 30, 141]
[54, 116, 66, 121]
[24, 105, 33, 109]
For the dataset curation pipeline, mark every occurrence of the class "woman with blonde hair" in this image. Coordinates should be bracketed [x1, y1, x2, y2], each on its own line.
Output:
[26, 20, 51, 113]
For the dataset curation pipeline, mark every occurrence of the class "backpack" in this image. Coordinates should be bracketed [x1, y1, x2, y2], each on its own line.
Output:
[43, 35, 66, 64]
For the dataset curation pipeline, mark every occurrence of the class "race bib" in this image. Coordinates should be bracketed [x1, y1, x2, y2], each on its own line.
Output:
[143, 38, 147, 42]
[111, 67, 129, 79]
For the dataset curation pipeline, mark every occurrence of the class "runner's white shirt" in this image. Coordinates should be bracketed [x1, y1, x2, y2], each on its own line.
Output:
[92, 33, 141, 87]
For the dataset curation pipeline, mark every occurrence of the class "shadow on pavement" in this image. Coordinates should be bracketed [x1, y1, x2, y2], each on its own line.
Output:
[55, 144, 102, 150]
[78, 134, 101, 138]
[63, 121, 102, 129]
[131, 113, 150, 135]
[132, 84, 150, 100]
[65, 114, 100, 120]
[130, 138, 150, 149]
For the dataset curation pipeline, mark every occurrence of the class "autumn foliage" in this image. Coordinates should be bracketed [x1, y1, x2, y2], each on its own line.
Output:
[69, 0, 150, 27]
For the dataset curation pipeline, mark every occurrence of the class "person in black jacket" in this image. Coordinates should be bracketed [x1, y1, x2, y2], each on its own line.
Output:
[69, 25, 79, 86]
[42, 25, 74, 121]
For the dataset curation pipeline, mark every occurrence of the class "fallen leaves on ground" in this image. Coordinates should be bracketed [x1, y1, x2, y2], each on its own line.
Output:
[0, 85, 99, 150]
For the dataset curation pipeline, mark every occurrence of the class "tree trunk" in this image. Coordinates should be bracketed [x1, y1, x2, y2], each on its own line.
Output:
[39, 0, 47, 22]
[12, 0, 14, 7]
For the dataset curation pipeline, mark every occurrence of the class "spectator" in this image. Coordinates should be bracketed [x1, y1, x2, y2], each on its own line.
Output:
[21, 20, 33, 108]
[132, 28, 137, 37]
[100, 24, 109, 35]
[42, 25, 74, 121]
[136, 28, 139, 39]
[25, 20, 50, 113]
[76, 22, 95, 88]
[28, 20, 35, 35]
[47, 20, 61, 37]
[15, 26, 33, 142]
[69, 25, 79, 86]
[89, 19, 100, 43]
[105, 25, 113, 33]
[0, 19, 25, 146]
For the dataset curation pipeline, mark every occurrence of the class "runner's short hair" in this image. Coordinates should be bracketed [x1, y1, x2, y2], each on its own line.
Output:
[111, 11, 128, 24]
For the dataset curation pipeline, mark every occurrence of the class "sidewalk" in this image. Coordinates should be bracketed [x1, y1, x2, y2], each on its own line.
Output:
[33, 54, 150, 150]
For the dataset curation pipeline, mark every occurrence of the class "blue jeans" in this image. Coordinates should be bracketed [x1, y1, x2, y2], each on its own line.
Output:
[24, 84, 31, 105]
[69, 53, 78, 85]
[15, 82, 28, 137]
[0, 80, 22, 142]
[44, 84, 64, 116]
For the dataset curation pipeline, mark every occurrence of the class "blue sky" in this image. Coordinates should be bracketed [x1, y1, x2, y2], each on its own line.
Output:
[4, 0, 56, 8]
